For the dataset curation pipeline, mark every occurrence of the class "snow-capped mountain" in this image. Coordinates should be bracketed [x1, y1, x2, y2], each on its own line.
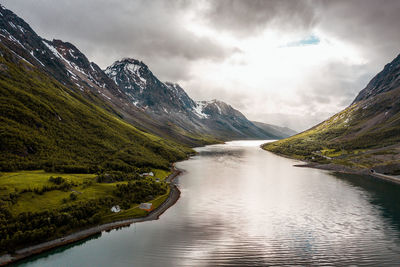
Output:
[0, 6, 69, 84]
[0, 5, 294, 145]
[42, 39, 126, 99]
[104, 58, 289, 140]
[104, 58, 197, 113]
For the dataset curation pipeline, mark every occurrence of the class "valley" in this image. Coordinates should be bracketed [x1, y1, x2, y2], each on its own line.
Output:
[1, 2, 400, 266]
[0, 4, 294, 260]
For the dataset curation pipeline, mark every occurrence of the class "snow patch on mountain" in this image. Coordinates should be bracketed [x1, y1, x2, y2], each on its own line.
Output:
[17, 25, 25, 33]
[1, 28, 26, 50]
[42, 40, 73, 67]
[30, 51, 44, 66]
[193, 101, 209, 119]
[8, 21, 16, 29]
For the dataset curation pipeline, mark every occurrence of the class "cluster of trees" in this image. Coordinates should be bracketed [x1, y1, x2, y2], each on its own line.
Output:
[18, 178, 76, 196]
[48, 176, 66, 185]
[31, 183, 72, 195]
[1, 192, 19, 205]
[44, 164, 96, 174]
[96, 171, 140, 183]
[0, 197, 114, 252]
[114, 180, 167, 205]
[0, 177, 169, 252]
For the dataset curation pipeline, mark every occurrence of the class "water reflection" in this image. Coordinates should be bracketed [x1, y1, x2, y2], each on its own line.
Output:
[19, 140, 400, 266]
[333, 173, 400, 233]
[16, 233, 102, 266]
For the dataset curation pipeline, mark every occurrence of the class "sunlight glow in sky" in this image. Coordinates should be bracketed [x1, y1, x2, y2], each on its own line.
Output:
[182, 18, 367, 129]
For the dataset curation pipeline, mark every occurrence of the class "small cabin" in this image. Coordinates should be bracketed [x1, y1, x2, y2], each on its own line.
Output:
[111, 205, 121, 213]
[140, 172, 154, 177]
[139, 203, 153, 211]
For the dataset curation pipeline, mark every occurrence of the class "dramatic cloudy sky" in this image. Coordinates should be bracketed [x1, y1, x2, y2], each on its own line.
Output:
[3, 0, 400, 131]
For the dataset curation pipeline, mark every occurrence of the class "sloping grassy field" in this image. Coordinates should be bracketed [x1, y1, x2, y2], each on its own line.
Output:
[0, 45, 193, 172]
[263, 87, 400, 172]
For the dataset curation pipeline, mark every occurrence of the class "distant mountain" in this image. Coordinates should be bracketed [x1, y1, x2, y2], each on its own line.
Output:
[263, 54, 400, 175]
[252, 121, 297, 138]
[104, 58, 286, 141]
[104, 58, 196, 113]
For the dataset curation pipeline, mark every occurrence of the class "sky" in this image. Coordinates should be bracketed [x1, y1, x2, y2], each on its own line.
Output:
[2, 0, 400, 131]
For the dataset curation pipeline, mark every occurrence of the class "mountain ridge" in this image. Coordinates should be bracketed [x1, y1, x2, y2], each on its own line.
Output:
[104, 56, 294, 141]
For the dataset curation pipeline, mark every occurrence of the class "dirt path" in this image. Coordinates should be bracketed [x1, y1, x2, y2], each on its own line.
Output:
[0, 169, 183, 266]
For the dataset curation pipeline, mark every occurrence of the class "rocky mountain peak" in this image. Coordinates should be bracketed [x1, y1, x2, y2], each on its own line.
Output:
[50, 39, 91, 70]
[105, 58, 149, 77]
[105, 58, 189, 111]
[105, 58, 153, 94]
[201, 99, 242, 117]
[0, 6, 69, 83]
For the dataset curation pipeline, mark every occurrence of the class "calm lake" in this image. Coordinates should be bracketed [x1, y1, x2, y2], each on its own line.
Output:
[18, 141, 400, 266]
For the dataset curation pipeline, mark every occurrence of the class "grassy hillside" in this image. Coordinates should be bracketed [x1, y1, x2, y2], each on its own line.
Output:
[263, 86, 400, 173]
[0, 45, 193, 172]
[0, 45, 195, 253]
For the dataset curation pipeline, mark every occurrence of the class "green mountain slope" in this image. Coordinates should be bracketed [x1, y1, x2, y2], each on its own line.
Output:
[0, 45, 192, 172]
[263, 54, 400, 174]
[0, 45, 194, 253]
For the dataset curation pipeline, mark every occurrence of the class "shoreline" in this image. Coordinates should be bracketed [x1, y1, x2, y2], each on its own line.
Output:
[293, 161, 400, 185]
[262, 147, 400, 185]
[0, 168, 183, 266]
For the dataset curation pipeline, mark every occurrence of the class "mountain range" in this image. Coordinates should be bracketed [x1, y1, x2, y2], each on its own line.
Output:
[263, 54, 400, 175]
[0, 5, 293, 152]
[0, 5, 295, 171]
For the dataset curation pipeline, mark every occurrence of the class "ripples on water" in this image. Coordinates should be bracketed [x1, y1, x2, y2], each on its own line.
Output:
[18, 141, 400, 266]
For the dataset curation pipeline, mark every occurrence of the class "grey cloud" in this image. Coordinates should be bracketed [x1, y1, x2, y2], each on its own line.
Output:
[317, 0, 400, 64]
[202, 0, 317, 36]
[202, 0, 400, 64]
[296, 61, 375, 108]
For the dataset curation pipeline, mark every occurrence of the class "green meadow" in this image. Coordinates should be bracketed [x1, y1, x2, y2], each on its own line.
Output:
[0, 169, 172, 252]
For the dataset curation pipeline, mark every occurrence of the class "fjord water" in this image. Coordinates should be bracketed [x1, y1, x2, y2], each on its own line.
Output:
[20, 141, 400, 266]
